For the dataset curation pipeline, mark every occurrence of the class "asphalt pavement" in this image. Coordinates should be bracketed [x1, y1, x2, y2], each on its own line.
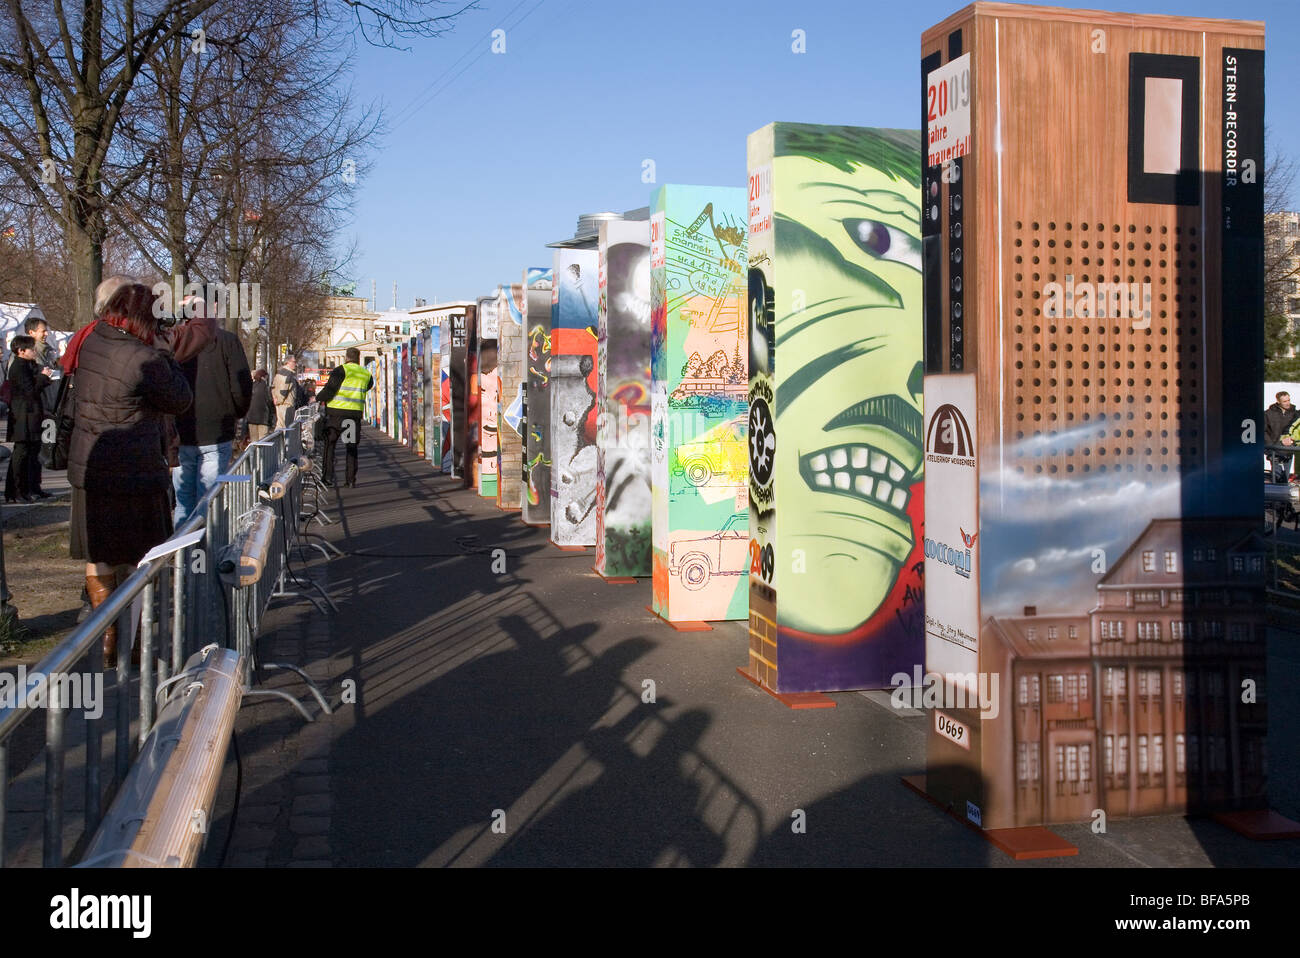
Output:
[204, 426, 1300, 868]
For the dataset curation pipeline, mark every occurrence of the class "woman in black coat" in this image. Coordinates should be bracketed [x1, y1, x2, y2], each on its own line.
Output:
[245, 368, 276, 442]
[65, 282, 193, 667]
[5, 334, 54, 502]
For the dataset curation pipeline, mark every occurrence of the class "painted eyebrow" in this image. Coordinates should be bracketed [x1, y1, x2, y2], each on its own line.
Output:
[799, 181, 922, 218]
[777, 336, 885, 410]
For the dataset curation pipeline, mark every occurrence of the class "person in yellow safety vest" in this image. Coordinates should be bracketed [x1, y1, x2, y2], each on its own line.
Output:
[315, 346, 374, 488]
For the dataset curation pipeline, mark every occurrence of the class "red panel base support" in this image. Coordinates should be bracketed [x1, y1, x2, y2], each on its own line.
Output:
[735, 667, 837, 709]
[593, 566, 637, 584]
[497, 505, 523, 513]
[552, 543, 588, 552]
[644, 606, 713, 632]
[901, 774, 1079, 860]
[1213, 809, 1300, 840]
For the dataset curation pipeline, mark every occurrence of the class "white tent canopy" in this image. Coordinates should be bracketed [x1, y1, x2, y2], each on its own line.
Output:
[0, 302, 73, 368]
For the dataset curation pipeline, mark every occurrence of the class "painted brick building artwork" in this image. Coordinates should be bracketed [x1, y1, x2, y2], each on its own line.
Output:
[523, 269, 554, 525]
[975, 520, 1268, 826]
[497, 282, 527, 510]
[550, 249, 600, 546]
[650, 185, 749, 622]
[919, 5, 1266, 829]
[595, 220, 653, 577]
[745, 122, 924, 694]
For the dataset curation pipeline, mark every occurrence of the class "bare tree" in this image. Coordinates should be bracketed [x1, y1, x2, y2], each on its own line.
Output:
[0, 0, 475, 327]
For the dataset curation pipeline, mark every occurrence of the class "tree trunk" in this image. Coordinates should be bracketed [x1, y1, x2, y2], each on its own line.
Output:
[66, 217, 103, 330]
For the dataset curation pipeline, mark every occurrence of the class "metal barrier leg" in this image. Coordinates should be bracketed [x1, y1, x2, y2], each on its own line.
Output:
[0, 743, 7, 864]
[239, 688, 316, 723]
[139, 581, 156, 747]
[84, 649, 103, 840]
[256, 664, 333, 715]
[43, 701, 65, 867]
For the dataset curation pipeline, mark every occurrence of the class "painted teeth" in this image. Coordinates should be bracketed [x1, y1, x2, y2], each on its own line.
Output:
[803, 444, 913, 515]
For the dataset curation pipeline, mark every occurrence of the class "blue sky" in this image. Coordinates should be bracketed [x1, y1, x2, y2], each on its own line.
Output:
[344, 0, 1298, 307]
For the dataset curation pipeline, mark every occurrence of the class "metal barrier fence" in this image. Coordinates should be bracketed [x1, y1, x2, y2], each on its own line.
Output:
[0, 405, 331, 867]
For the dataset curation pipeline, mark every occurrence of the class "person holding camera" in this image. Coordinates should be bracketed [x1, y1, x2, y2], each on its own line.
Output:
[65, 281, 194, 668]
[5, 334, 56, 502]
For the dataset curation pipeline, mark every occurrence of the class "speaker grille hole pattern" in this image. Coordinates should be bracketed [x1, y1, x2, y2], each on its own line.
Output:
[1009, 219, 1201, 478]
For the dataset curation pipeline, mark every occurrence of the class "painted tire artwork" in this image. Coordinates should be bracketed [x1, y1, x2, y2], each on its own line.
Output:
[746, 123, 925, 695]
[550, 249, 600, 546]
[595, 220, 653, 577]
[523, 270, 554, 525]
[650, 185, 749, 623]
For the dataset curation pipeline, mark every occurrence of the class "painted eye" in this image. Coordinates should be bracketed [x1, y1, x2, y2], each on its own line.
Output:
[844, 218, 922, 271]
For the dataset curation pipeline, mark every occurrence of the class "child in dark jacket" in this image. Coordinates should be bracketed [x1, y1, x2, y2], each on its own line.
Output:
[5, 334, 54, 502]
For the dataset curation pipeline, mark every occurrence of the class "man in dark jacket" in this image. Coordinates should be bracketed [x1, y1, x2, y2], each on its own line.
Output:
[244, 369, 276, 442]
[172, 298, 253, 525]
[1265, 390, 1299, 483]
[5, 334, 54, 502]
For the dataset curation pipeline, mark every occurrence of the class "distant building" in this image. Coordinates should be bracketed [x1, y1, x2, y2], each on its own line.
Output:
[1266, 211, 1300, 354]
[312, 294, 380, 368]
[982, 518, 1268, 826]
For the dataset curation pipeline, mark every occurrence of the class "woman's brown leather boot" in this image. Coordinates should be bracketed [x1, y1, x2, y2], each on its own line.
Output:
[86, 573, 118, 669]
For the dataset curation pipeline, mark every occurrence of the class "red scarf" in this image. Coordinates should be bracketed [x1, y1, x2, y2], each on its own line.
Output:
[59, 320, 98, 375]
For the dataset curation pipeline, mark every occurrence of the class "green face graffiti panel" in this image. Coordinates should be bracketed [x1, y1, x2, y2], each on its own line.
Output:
[747, 123, 925, 693]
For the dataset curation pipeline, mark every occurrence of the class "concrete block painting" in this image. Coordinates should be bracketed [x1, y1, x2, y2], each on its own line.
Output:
[440, 319, 453, 473]
[744, 123, 925, 695]
[497, 282, 526, 509]
[650, 185, 749, 622]
[477, 295, 500, 499]
[464, 304, 481, 490]
[919, 7, 1266, 831]
[424, 324, 440, 467]
[396, 341, 407, 444]
[523, 269, 554, 525]
[550, 249, 599, 546]
[595, 220, 653, 577]
[412, 334, 424, 457]
[450, 308, 472, 479]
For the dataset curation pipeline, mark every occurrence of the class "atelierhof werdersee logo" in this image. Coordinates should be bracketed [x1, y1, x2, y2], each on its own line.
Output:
[924, 403, 975, 468]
